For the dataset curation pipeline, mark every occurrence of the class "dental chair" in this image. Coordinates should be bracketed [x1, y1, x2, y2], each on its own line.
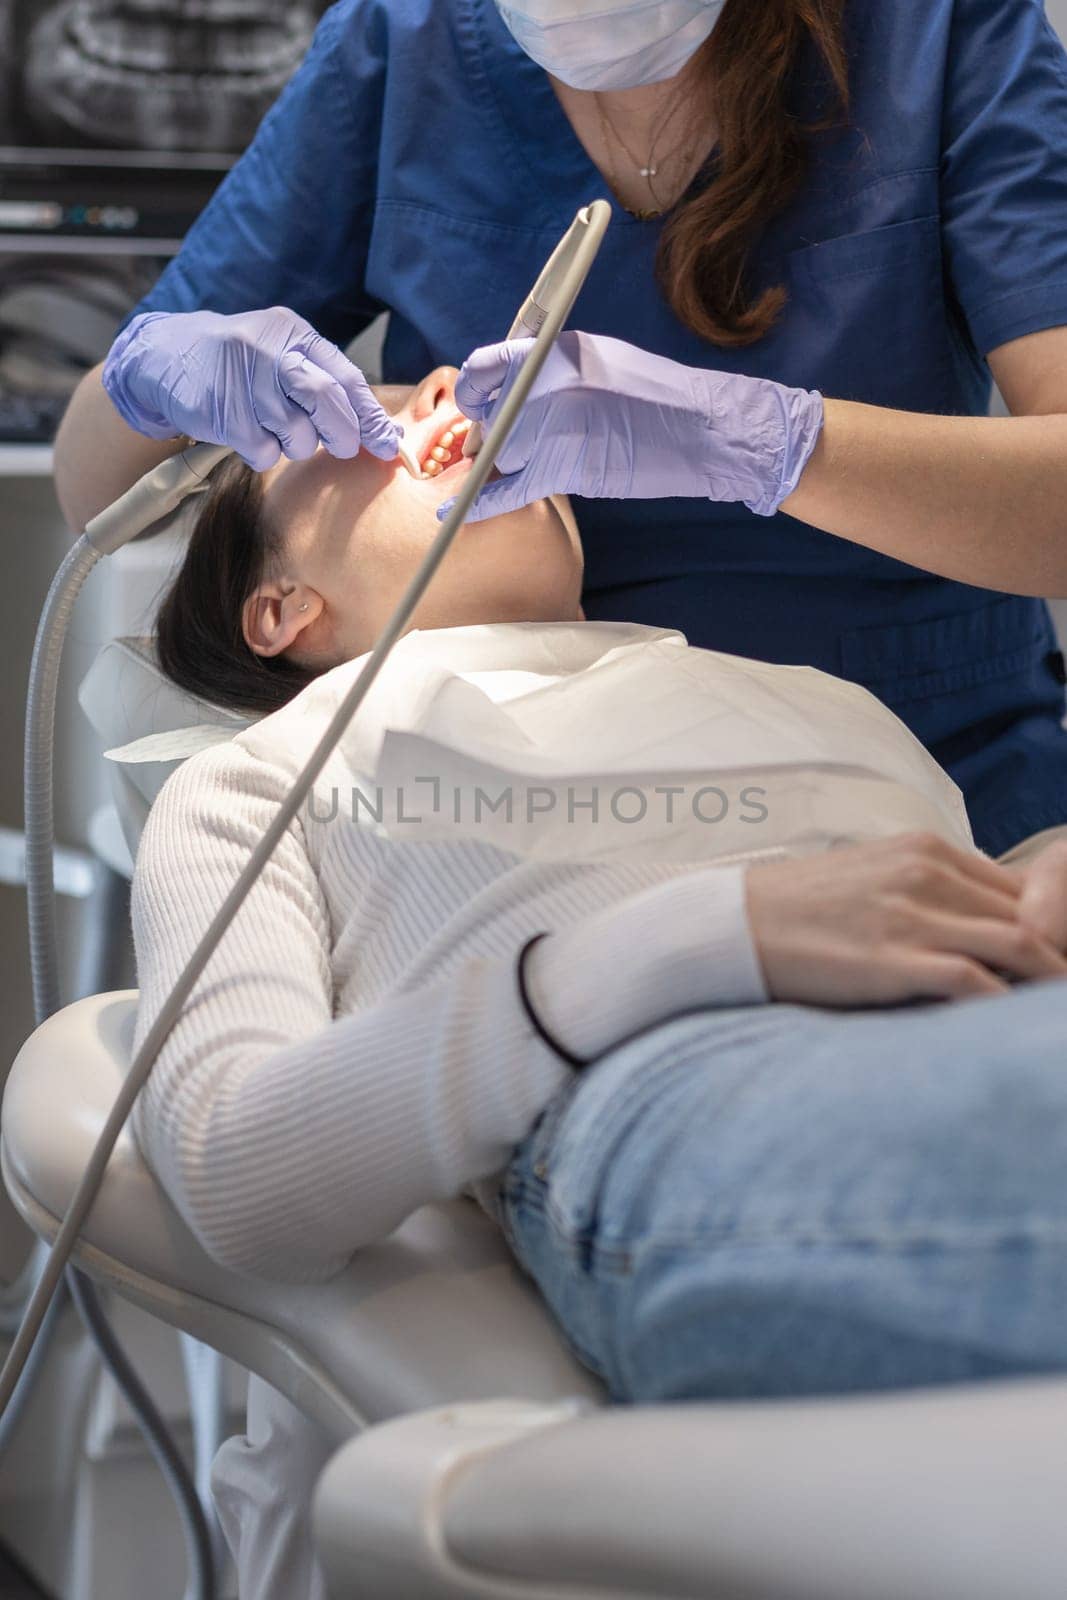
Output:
[4, 633, 1067, 1600]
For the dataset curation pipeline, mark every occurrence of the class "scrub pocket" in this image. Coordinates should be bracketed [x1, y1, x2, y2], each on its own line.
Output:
[786, 214, 958, 407]
[839, 592, 1059, 711]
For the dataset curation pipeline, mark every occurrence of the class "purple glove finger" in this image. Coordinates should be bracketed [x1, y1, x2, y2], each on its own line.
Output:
[454, 338, 536, 421]
[435, 470, 535, 524]
[355, 402, 403, 461]
[278, 351, 363, 458]
[253, 364, 321, 460]
[301, 334, 400, 461]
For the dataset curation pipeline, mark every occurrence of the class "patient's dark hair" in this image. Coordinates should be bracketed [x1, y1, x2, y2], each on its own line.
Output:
[156, 456, 321, 717]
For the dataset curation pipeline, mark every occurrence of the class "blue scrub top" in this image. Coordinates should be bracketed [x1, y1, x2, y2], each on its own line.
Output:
[129, 0, 1067, 855]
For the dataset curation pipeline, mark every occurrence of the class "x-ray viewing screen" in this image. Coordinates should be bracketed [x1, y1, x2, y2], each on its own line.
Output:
[0, 1, 330, 250]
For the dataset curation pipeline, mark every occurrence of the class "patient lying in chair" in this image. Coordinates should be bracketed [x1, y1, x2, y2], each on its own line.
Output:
[134, 362, 1067, 1422]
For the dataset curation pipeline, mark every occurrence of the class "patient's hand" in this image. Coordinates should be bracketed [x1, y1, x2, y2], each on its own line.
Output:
[1008, 838, 1067, 955]
[745, 832, 1067, 1007]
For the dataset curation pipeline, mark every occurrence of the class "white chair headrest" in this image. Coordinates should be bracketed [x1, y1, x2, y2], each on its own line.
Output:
[78, 636, 254, 862]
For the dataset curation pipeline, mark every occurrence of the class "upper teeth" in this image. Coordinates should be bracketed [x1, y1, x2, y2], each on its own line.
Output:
[421, 417, 470, 478]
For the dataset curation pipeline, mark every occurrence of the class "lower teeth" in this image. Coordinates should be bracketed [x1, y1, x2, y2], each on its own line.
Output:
[421, 423, 469, 477]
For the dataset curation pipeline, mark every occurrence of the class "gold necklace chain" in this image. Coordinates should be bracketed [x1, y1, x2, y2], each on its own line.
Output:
[594, 97, 663, 218]
[594, 89, 706, 219]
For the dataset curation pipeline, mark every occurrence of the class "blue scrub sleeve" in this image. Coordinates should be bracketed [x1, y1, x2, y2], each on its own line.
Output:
[942, 0, 1067, 356]
[119, 0, 387, 348]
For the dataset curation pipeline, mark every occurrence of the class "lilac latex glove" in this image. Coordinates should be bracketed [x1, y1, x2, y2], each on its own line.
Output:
[102, 306, 400, 471]
[438, 331, 823, 523]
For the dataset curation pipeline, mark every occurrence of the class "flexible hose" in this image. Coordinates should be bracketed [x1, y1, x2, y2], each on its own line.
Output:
[0, 541, 94, 1448]
[67, 1270, 217, 1600]
[2, 199, 610, 1414]
[0, 1245, 69, 1452]
[0, 1237, 59, 1338]
[24, 537, 99, 1023]
[1, 196, 610, 1590]
[12, 531, 218, 1599]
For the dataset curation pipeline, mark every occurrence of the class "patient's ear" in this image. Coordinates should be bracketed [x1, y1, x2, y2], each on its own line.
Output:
[242, 583, 324, 657]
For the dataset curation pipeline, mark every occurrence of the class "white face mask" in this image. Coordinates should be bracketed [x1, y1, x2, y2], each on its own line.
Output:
[494, 0, 725, 91]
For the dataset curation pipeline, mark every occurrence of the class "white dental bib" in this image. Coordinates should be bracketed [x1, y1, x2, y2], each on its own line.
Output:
[230, 620, 974, 867]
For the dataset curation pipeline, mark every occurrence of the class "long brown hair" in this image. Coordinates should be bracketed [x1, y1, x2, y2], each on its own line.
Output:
[156, 457, 321, 717]
[660, 0, 849, 347]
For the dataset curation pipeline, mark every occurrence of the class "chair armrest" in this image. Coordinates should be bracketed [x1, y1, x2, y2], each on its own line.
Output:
[313, 1383, 1067, 1600]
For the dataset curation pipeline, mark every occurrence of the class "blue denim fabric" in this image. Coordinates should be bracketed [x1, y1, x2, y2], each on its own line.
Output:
[499, 982, 1067, 1402]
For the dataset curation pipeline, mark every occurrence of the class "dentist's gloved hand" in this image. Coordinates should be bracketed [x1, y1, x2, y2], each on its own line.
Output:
[102, 306, 401, 471]
[438, 331, 823, 523]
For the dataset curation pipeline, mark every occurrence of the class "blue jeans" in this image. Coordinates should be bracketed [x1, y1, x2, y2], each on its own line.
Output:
[498, 980, 1067, 1401]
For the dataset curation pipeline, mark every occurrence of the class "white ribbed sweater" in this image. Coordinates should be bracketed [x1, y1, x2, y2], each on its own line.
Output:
[130, 622, 972, 1283]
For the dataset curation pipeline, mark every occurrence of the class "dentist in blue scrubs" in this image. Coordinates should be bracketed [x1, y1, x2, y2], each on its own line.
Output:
[62, 0, 1067, 858]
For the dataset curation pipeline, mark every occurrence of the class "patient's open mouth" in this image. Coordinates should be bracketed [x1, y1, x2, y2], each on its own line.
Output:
[419, 415, 471, 478]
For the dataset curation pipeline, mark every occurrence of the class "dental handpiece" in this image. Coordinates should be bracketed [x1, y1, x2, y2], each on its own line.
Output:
[461, 202, 610, 460]
[1, 200, 613, 1428]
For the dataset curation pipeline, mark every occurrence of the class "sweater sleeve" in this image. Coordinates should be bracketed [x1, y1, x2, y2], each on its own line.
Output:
[522, 864, 768, 1062]
[130, 742, 765, 1284]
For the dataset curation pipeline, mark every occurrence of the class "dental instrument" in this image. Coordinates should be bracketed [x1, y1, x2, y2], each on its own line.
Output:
[394, 430, 422, 478]
[0, 198, 611, 1580]
[462, 201, 611, 460]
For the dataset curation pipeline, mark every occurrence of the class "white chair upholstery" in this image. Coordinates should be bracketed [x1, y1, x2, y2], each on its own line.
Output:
[1, 992, 603, 1446]
[78, 635, 251, 867]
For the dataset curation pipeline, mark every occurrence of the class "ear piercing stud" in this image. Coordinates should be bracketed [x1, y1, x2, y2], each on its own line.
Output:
[298, 602, 309, 612]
